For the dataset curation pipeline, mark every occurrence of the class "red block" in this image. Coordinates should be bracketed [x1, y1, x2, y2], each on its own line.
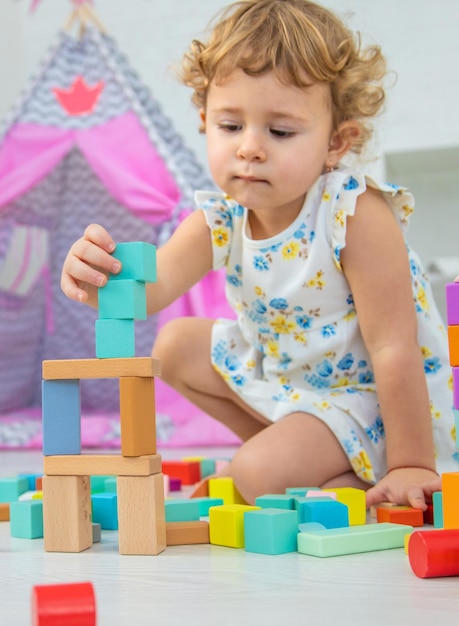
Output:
[423, 503, 434, 525]
[162, 460, 201, 485]
[409, 529, 459, 578]
[376, 506, 424, 527]
[32, 581, 96, 625]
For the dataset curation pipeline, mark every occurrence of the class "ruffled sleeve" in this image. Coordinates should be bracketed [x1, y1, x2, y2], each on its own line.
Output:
[195, 191, 244, 271]
[329, 170, 415, 271]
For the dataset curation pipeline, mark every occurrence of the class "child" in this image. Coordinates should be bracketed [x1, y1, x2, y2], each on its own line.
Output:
[61, 0, 458, 507]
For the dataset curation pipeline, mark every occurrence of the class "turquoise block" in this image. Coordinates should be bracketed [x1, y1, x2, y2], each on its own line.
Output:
[165, 499, 201, 522]
[90, 475, 113, 493]
[244, 508, 298, 555]
[295, 497, 349, 528]
[0, 477, 29, 503]
[285, 487, 321, 497]
[104, 478, 117, 493]
[255, 494, 296, 510]
[95, 318, 135, 358]
[433, 491, 443, 528]
[111, 242, 157, 283]
[98, 279, 147, 320]
[10, 501, 43, 539]
[200, 459, 216, 478]
[18, 473, 43, 492]
[92, 493, 118, 530]
[42, 379, 81, 456]
[191, 497, 224, 516]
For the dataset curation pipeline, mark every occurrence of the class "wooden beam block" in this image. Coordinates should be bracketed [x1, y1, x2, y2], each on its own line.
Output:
[117, 474, 166, 555]
[0, 503, 10, 521]
[42, 475, 92, 553]
[119, 377, 156, 456]
[44, 454, 162, 477]
[166, 520, 210, 546]
[42, 357, 161, 380]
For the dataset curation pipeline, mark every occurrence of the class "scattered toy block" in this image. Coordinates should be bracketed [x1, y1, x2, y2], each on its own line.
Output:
[35, 476, 43, 490]
[165, 499, 200, 523]
[111, 241, 157, 283]
[169, 477, 182, 492]
[19, 491, 41, 501]
[209, 504, 260, 548]
[433, 491, 443, 528]
[408, 529, 459, 578]
[0, 503, 10, 521]
[200, 459, 216, 478]
[43, 357, 161, 380]
[9, 500, 43, 539]
[104, 478, 117, 493]
[404, 532, 412, 554]
[297, 522, 412, 557]
[44, 453, 162, 477]
[190, 497, 224, 516]
[91, 493, 118, 530]
[119, 376, 156, 456]
[244, 508, 298, 555]
[423, 503, 434, 525]
[285, 487, 321, 497]
[117, 473, 166, 555]
[0, 477, 29, 503]
[442, 472, 459, 529]
[98, 279, 147, 320]
[166, 520, 210, 546]
[90, 475, 114, 494]
[209, 477, 247, 505]
[448, 327, 459, 367]
[31, 581, 96, 626]
[95, 318, 136, 359]
[295, 497, 349, 528]
[307, 490, 336, 499]
[42, 379, 81, 456]
[92, 523, 101, 544]
[162, 460, 201, 485]
[18, 473, 43, 492]
[323, 487, 366, 526]
[255, 494, 296, 510]
[42, 475, 92, 553]
[376, 505, 424, 527]
[446, 282, 459, 325]
[370, 501, 397, 519]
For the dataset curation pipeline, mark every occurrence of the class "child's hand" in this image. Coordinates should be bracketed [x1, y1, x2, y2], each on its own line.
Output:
[61, 224, 120, 306]
[365, 467, 441, 511]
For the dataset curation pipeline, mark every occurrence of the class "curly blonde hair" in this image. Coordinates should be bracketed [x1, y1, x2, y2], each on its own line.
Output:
[179, 0, 387, 153]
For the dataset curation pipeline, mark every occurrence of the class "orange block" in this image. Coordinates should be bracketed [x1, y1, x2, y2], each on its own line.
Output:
[119, 377, 156, 457]
[166, 520, 210, 546]
[442, 472, 459, 529]
[0, 503, 10, 521]
[376, 505, 424, 527]
[448, 325, 459, 366]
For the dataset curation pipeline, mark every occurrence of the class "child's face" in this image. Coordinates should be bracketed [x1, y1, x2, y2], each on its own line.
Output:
[205, 69, 334, 225]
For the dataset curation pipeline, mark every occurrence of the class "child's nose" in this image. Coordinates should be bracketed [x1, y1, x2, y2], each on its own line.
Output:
[236, 130, 266, 162]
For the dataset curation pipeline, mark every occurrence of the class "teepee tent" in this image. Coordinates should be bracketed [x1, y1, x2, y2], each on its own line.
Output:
[0, 3, 239, 449]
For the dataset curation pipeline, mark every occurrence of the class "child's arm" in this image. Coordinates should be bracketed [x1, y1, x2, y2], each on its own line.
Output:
[340, 187, 441, 510]
[61, 211, 213, 314]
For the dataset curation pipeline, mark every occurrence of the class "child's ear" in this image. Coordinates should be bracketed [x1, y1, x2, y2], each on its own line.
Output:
[327, 121, 361, 165]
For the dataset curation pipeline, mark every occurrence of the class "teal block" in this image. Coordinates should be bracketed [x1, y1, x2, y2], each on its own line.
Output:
[111, 242, 157, 283]
[104, 478, 117, 493]
[285, 487, 321, 497]
[433, 491, 443, 528]
[95, 318, 135, 358]
[200, 459, 216, 478]
[165, 499, 201, 522]
[297, 522, 412, 557]
[0, 477, 29, 503]
[255, 494, 296, 510]
[90, 475, 114, 493]
[18, 473, 43, 492]
[244, 508, 298, 555]
[92, 493, 118, 530]
[42, 379, 81, 456]
[10, 501, 43, 539]
[98, 279, 147, 320]
[191, 497, 224, 516]
[295, 497, 349, 529]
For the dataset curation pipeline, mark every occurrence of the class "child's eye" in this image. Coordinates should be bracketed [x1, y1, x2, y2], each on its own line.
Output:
[219, 123, 241, 132]
[270, 129, 295, 138]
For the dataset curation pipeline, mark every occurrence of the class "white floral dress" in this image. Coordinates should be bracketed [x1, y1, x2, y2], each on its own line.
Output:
[197, 167, 459, 483]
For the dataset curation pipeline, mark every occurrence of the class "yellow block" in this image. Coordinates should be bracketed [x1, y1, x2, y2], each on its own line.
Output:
[209, 477, 247, 505]
[404, 532, 412, 554]
[442, 472, 459, 529]
[209, 504, 260, 548]
[323, 487, 366, 525]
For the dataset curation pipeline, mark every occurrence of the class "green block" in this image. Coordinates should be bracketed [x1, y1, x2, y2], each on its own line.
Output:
[10, 501, 43, 539]
[165, 499, 201, 522]
[255, 494, 296, 510]
[99, 279, 146, 320]
[433, 491, 443, 528]
[104, 478, 117, 493]
[297, 522, 413, 557]
[95, 318, 135, 358]
[244, 508, 298, 555]
[90, 475, 114, 493]
[111, 242, 157, 283]
[0, 477, 29, 503]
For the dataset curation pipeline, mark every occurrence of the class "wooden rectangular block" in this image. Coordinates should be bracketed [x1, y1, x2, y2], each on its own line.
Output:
[119, 377, 156, 456]
[448, 326, 459, 366]
[42, 475, 92, 553]
[43, 357, 161, 380]
[44, 454, 162, 477]
[0, 503, 10, 521]
[166, 520, 210, 546]
[442, 472, 459, 529]
[42, 379, 81, 456]
[117, 473, 166, 555]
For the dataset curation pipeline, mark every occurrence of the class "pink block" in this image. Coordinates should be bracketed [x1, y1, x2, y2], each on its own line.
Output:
[163, 474, 170, 498]
[306, 490, 337, 500]
[446, 283, 459, 325]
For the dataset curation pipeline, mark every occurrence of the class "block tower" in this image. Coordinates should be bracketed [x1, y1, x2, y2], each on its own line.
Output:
[41, 242, 166, 555]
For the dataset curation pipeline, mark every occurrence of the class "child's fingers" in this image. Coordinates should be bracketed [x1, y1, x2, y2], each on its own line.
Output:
[83, 223, 116, 254]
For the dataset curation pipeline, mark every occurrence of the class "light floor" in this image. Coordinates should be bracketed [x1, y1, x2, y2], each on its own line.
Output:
[0, 449, 458, 626]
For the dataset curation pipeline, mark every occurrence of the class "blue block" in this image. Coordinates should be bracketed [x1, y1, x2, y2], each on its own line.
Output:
[244, 508, 298, 555]
[10, 501, 43, 539]
[98, 279, 147, 320]
[165, 500, 201, 522]
[95, 318, 135, 358]
[42, 379, 81, 456]
[255, 494, 296, 510]
[91, 493, 118, 530]
[295, 497, 349, 529]
[111, 242, 157, 283]
[0, 477, 29, 503]
[191, 497, 224, 516]
[433, 491, 443, 528]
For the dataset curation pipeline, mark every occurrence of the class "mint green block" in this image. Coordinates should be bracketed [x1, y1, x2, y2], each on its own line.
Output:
[10, 501, 43, 539]
[95, 318, 135, 358]
[111, 242, 157, 283]
[165, 499, 201, 522]
[90, 475, 114, 493]
[0, 477, 29, 503]
[104, 478, 117, 493]
[255, 494, 297, 510]
[295, 497, 349, 528]
[192, 497, 224, 516]
[200, 459, 216, 478]
[285, 487, 321, 497]
[92, 493, 118, 530]
[433, 491, 443, 528]
[297, 522, 413, 557]
[244, 508, 298, 555]
[98, 279, 146, 320]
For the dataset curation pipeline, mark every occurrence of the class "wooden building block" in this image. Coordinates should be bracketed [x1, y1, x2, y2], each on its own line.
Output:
[209, 504, 260, 548]
[43, 357, 161, 380]
[0, 503, 10, 521]
[446, 282, 459, 325]
[117, 473, 166, 555]
[244, 508, 298, 555]
[162, 460, 201, 485]
[323, 487, 366, 526]
[44, 453, 162, 477]
[119, 377, 156, 456]
[42, 475, 92, 553]
[297, 522, 412, 557]
[442, 472, 459, 529]
[9, 500, 43, 539]
[98, 279, 147, 320]
[111, 242, 157, 283]
[448, 326, 459, 366]
[42, 379, 81, 456]
[208, 477, 247, 505]
[32, 581, 96, 626]
[166, 520, 210, 546]
[376, 505, 424, 527]
[95, 318, 135, 358]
